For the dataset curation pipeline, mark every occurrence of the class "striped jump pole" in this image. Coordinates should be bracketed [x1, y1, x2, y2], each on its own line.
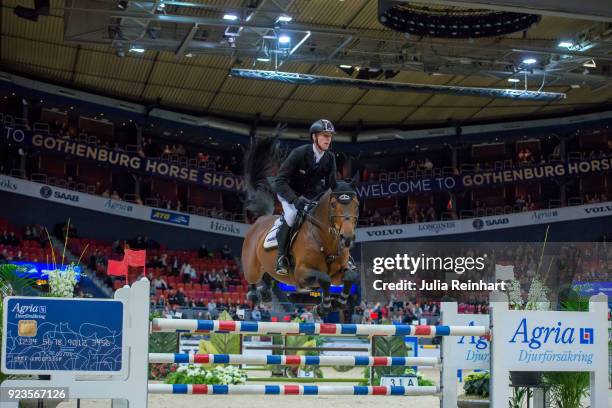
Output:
[149, 353, 439, 367]
[151, 319, 488, 337]
[148, 384, 440, 396]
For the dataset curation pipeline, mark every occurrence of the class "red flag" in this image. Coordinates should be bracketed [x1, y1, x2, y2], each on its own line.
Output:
[108, 259, 127, 277]
[124, 249, 146, 267]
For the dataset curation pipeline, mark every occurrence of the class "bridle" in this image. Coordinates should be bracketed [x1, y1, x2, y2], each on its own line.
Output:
[302, 192, 358, 263]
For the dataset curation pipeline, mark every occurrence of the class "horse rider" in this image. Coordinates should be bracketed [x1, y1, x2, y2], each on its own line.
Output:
[272, 119, 338, 275]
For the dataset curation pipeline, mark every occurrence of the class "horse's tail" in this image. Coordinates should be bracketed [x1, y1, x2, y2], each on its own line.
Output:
[243, 137, 280, 218]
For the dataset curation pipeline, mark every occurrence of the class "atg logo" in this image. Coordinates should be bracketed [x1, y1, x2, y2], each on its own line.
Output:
[150, 210, 190, 226]
[40, 186, 52, 198]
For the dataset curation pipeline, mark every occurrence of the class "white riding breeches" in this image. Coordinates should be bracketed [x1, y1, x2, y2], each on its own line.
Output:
[277, 194, 298, 227]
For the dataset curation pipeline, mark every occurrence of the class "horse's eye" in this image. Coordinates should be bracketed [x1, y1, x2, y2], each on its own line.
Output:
[331, 203, 336, 208]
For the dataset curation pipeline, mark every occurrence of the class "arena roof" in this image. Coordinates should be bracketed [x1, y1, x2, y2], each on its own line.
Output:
[1, 0, 611, 129]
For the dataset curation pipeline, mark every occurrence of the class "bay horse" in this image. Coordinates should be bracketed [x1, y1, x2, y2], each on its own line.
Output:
[241, 138, 359, 317]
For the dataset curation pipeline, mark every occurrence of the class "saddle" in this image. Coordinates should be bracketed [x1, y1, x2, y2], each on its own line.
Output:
[262, 213, 304, 250]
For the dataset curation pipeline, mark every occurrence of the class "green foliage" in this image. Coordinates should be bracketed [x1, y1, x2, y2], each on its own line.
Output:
[543, 372, 590, 408]
[369, 335, 408, 384]
[198, 311, 241, 355]
[359, 366, 434, 386]
[281, 333, 322, 378]
[463, 371, 490, 398]
[0, 264, 36, 384]
[509, 387, 531, 408]
[166, 365, 247, 385]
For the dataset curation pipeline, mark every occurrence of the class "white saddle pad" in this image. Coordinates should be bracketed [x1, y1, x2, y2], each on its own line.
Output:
[263, 217, 283, 249]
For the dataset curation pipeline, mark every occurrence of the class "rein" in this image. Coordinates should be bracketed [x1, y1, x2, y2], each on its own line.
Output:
[302, 195, 358, 263]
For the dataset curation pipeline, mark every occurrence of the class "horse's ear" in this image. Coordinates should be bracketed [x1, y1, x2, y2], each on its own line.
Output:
[350, 172, 360, 188]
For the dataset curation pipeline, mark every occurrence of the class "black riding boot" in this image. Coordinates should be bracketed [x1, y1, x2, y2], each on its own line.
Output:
[275, 221, 291, 275]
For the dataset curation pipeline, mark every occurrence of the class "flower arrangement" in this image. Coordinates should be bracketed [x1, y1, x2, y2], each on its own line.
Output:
[508, 275, 550, 311]
[165, 364, 247, 385]
[47, 263, 79, 298]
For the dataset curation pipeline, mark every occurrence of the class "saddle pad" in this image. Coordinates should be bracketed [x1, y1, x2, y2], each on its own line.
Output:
[263, 217, 283, 249]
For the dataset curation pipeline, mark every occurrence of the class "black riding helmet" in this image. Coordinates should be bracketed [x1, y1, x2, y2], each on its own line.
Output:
[310, 119, 335, 151]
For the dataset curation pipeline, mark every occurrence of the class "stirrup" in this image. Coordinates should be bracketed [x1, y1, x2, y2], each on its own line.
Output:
[275, 256, 290, 276]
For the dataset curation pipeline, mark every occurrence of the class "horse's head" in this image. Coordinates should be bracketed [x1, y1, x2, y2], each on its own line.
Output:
[329, 181, 359, 249]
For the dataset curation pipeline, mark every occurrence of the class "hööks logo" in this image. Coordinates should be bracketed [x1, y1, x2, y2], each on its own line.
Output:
[40, 186, 52, 198]
[210, 220, 241, 235]
[0, 178, 17, 191]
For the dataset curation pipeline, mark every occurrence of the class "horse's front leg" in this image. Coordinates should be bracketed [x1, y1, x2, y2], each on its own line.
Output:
[296, 265, 332, 318]
[335, 262, 359, 311]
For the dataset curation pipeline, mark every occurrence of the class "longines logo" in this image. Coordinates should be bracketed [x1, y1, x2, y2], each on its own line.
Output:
[418, 222, 455, 234]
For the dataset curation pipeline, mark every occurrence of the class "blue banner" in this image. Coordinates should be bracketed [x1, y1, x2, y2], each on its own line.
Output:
[10, 261, 82, 282]
[3, 297, 123, 373]
[1, 127, 245, 194]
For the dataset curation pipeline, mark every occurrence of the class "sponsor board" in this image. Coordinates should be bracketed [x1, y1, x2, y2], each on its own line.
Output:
[472, 217, 509, 231]
[0, 177, 17, 191]
[39, 186, 80, 202]
[104, 199, 134, 215]
[150, 209, 190, 226]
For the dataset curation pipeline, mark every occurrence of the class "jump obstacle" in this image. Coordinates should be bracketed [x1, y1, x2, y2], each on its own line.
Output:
[1, 278, 608, 408]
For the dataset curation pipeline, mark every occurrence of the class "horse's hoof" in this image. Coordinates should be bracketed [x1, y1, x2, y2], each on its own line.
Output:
[313, 304, 332, 318]
[258, 286, 272, 302]
[332, 298, 347, 310]
[247, 290, 261, 304]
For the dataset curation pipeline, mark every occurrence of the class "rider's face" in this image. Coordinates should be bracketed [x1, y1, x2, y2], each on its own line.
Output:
[314, 132, 333, 151]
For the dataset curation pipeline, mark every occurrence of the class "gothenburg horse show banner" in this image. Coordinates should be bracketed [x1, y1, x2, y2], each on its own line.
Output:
[2, 126, 612, 198]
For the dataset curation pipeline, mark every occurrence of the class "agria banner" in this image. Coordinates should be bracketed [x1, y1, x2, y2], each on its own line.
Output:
[2, 127, 246, 194]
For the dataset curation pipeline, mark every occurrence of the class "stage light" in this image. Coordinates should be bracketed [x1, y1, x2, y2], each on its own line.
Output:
[522, 58, 536, 65]
[129, 47, 145, 53]
[116, 1, 128, 10]
[558, 41, 573, 48]
[278, 35, 291, 44]
[583, 59, 596, 68]
[223, 14, 239, 21]
[257, 57, 271, 62]
[507, 78, 520, 83]
[338, 65, 355, 76]
[276, 15, 292, 23]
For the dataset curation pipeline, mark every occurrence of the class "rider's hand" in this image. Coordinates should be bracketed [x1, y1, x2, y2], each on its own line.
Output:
[294, 197, 311, 211]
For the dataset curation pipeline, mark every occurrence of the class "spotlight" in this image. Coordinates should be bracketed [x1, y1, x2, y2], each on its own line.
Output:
[507, 78, 520, 83]
[223, 14, 239, 21]
[557, 41, 573, 48]
[583, 59, 596, 68]
[129, 46, 145, 53]
[278, 35, 291, 44]
[257, 57, 271, 62]
[522, 58, 537, 65]
[116, 1, 128, 10]
[276, 15, 292, 23]
[338, 65, 355, 76]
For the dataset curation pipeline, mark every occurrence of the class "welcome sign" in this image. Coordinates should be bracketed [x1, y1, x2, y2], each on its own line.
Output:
[1, 127, 246, 194]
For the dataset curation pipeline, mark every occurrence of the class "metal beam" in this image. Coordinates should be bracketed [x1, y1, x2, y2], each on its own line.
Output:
[175, 24, 199, 58]
[400, 0, 612, 22]
[230, 69, 567, 101]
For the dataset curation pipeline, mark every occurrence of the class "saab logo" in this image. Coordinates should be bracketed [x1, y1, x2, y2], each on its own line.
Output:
[418, 222, 455, 234]
[510, 318, 576, 349]
[40, 186, 52, 198]
[472, 219, 484, 230]
[54, 192, 79, 202]
[365, 228, 403, 237]
[473, 218, 509, 230]
[150, 210, 190, 226]
[0, 178, 17, 191]
[210, 221, 240, 234]
[584, 205, 612, 214]
[531, 210, 558, 220]
[580, 328, 594, 344]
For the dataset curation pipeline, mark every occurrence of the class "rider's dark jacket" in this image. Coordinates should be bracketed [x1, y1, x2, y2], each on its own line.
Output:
[273, 144, 337, 203]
